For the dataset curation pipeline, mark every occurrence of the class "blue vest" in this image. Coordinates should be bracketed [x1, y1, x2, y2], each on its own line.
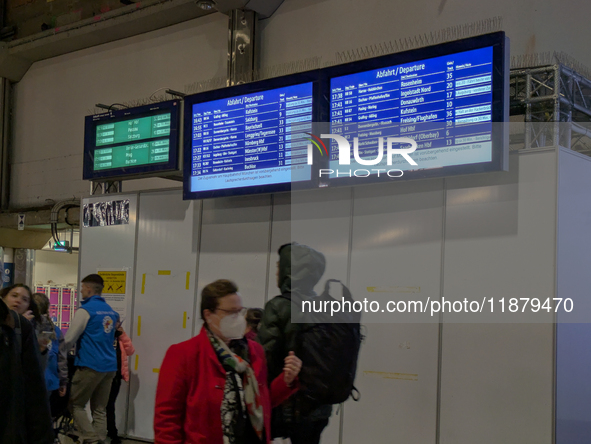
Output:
[44, 326, 62, 392]
[75, 295, 119, 372]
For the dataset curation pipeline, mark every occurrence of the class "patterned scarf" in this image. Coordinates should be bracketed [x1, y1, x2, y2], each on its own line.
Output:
[207, 329, 264, 444]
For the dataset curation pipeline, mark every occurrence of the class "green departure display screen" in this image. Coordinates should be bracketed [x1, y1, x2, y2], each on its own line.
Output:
[93, 114, 171, 170]
[93, 139, 170, 170]
[83, 100, 180, 181]
[95, 114, 171, 146]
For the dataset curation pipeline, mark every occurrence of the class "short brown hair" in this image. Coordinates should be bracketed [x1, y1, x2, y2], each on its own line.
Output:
[200, 279, 238, 320]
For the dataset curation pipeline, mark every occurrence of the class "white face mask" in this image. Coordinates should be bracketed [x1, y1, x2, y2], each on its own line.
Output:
[212, 313, 246, 340]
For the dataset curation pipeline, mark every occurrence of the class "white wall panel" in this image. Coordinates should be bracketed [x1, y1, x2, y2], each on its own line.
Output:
[127, 190, 200, 439]
[268, 188, 353, 301]
[440, 151, 556, 444]
[269, 187, 353, 444]
[556, 148, 591, 443]
[342, 179, 444, 444]
[74, 148, 567, 444]
[197, 195, 272, 319]
[79, 193, 138, 436]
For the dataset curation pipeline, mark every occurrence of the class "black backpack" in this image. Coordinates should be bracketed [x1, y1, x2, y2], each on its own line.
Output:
[287, 279, 362, 408]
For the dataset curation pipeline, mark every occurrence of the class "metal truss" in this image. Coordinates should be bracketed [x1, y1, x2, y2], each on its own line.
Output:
[510, 64, 591, 154]
[90, 181, 122, 195]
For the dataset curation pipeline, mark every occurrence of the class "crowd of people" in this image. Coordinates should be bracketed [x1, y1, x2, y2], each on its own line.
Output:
[0, 276, 136, 444]
[0, 242, 337, 444]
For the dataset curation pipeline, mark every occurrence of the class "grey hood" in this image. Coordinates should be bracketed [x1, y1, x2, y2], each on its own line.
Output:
[277, 242, 326, 295]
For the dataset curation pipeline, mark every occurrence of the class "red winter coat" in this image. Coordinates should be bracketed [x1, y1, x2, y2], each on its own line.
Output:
[154, 327, 298, 444]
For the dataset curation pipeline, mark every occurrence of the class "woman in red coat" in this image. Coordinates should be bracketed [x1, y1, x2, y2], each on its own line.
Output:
[154, 279, 301, 444]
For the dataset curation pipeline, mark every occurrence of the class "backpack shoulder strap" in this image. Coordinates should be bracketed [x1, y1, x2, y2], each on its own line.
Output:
[323, 279, 354, 302]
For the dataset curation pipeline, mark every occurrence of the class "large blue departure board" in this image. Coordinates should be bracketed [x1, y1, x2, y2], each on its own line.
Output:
[181, 33, 507, 199]
[327, 32, 508, 184]
[185, 82, 316, 199]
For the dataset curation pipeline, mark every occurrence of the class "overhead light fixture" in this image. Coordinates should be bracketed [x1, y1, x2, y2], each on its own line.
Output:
[196, 0, 216, 11]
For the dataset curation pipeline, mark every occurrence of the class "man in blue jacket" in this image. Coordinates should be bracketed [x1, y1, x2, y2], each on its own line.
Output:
[62, 274, 120, 444]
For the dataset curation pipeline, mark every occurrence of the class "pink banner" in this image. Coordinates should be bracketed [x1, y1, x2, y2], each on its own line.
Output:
[61, 306, 71, 323]
[49, 288, 59, 305]
[62, 288, 71, 305]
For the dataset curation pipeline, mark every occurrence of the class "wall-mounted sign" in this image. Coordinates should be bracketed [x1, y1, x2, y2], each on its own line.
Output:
[17, 214, 25, 230]
[83, 199, 130, 227]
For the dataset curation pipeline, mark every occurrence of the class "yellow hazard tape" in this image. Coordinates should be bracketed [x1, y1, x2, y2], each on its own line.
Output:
[137, 316, 141, 337]
[363, 370, 418, 381]
[153, 368, 160, 373]
[135, 355, 139, 371]
[158, 270, 171, 275]
[141, 274, 146, 294]
[183, 311, 187, 329]
[186, 272, 191, 290]
[367, 286, 421, 293]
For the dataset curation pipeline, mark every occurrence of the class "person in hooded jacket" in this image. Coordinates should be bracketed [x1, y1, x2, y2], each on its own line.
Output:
[257, 242, 332, 444]
[0, 297, 54, 444]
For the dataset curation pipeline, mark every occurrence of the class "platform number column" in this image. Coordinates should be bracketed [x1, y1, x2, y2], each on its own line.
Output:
[445, 62, 455, 146]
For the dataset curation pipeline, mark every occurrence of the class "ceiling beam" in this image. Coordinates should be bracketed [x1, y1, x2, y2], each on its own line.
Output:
[1, 0, 285, 82]
[0, 206, 80, 229]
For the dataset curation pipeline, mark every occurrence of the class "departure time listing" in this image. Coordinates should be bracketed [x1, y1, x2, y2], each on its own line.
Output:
[329, 46, 495, 171]
[190, 82, 313, 192]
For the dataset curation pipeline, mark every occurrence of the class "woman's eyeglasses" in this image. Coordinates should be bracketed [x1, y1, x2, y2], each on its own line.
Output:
[215, 307, 247, 316]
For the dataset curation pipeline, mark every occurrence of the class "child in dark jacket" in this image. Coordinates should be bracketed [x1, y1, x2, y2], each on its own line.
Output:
[33, 293, 68, 419]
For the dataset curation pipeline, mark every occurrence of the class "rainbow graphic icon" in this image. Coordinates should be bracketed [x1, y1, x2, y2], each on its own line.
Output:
[305, 133, 328, 165]
[305, 133, 328, 156]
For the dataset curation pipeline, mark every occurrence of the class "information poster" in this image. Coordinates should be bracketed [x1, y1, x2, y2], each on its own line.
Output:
[98, 269, 129, 322]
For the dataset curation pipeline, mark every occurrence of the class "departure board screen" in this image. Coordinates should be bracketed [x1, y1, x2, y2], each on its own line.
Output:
[83, 100, 180, 180]
[327, 33, 508, 184]
[185, 82, 316, 199]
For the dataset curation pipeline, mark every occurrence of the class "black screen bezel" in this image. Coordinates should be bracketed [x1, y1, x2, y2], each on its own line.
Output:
[83, 100, 181, 181]
[182, 71, 329, 201]
[321, 31, 508, 188]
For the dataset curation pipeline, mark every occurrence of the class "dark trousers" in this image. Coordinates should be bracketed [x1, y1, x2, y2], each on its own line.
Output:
[106, 375, 122, 439]
[49, 389, 69, 419]
[288, 417, 329, 444]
